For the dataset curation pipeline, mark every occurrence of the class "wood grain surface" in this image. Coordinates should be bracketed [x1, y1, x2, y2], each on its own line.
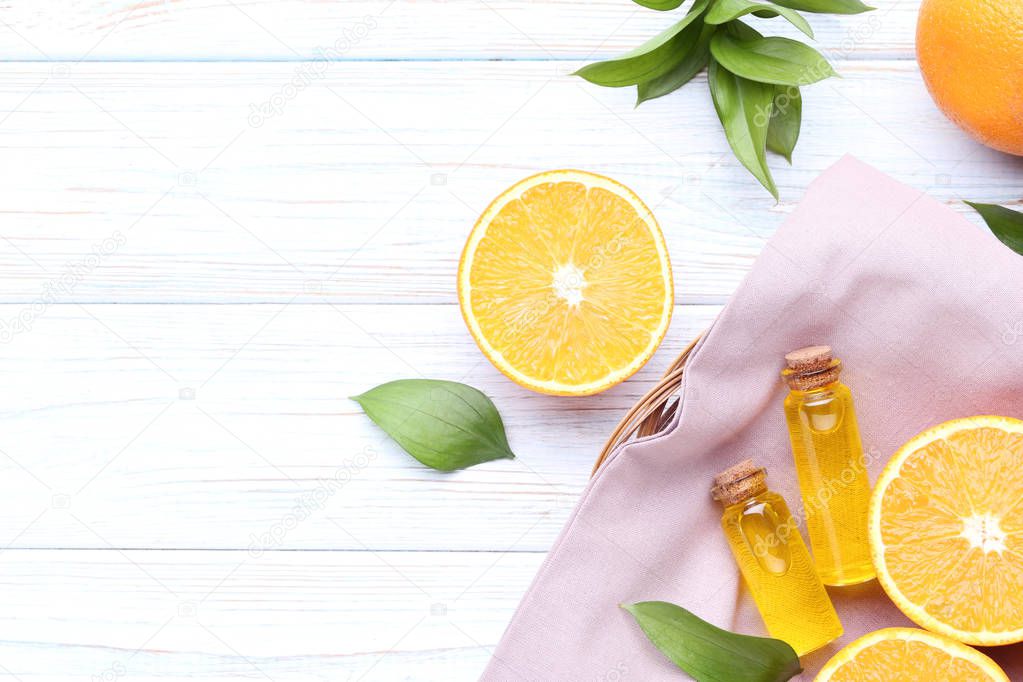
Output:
[0, 0, 1019, 679]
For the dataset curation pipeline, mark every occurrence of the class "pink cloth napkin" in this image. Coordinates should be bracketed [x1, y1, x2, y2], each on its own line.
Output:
[483, 156, 1023, 680]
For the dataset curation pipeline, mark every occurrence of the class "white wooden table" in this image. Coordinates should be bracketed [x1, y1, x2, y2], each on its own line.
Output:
[0, 2, 1019, 679]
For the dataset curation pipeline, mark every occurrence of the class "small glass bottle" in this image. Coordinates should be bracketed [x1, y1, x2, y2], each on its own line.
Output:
[782, 345, 875, 587]
[713, 460, 843, 657]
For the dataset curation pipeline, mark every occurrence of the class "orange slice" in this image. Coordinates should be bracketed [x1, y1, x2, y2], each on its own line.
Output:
[869, 416, 1023, 645]
[815, 627, 1009, 681]
[457, 170, 672, 396]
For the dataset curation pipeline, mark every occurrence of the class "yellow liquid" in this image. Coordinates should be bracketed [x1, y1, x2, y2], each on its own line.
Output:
[721, 491, 843, 656]
[784, 381, 875, 586]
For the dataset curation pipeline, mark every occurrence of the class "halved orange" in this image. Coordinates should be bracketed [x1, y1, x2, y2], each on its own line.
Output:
[869, 416, 1023, 645]
[815, 627, 1008, 681]
[458, 170, 673, 396]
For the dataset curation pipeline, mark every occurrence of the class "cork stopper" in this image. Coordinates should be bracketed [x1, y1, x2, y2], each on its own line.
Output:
[782, 345, 842, 391]
[711, 459, 767, 506]
[784, 345, 832, 372]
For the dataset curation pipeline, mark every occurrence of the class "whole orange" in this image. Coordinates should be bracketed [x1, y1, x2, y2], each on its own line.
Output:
[916, 0, 1023, 155]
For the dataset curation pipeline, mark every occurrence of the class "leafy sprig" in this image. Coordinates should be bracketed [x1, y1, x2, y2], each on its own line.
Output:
[576, 0, 873, 198]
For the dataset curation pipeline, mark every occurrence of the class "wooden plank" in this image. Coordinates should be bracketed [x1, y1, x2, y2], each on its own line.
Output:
[0, 61, 1015, 306]
[1, 1, 916, 61]
[0, 548, 537, 679]
[0, 302, 717, 552]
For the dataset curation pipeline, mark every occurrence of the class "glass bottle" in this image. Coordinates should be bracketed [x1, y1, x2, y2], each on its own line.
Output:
[713, 460, 843, 657]
[782, 345, 875, 587]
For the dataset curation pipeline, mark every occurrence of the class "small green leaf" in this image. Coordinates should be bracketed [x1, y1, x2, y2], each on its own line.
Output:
[351, 379, 516, 471]
[966, 201, 1023, 256]
[632, 0, 687, 8]
[706, 0, 814, 39]
[766, 85, 801, 162]
[575, 0, 709, 87]
[710, 32, 835, 86]
[637, 23, 715, 104]
[623, 602, 802, 682]
[708, 58, 778, 199]
[773, 0, 873, 13]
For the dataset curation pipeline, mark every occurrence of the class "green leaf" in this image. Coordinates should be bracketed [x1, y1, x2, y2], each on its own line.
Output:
[623, 602, 802, 682]
[710, 33, 835, 86]
[637, 23, 715, 105]
[729, 19, 764, 40]
[706, 0, 813, 39]
[708, 58, 778, 199]
[965, 201, 1023, 256]
[351, 379, 516, 471]
[766, 85, 801, 162]
[632, 0, 687, 8]
[773, 0, 873, 13]
[575, 0, 709, 87]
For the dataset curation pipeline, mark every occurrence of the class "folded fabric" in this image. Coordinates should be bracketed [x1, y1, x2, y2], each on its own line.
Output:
[483, 156, 1023, 680]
